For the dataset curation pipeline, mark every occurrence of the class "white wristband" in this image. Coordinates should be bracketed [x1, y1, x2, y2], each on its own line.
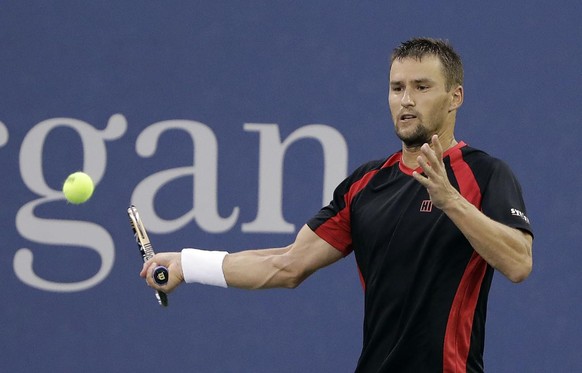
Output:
[181, 248, 229, 288]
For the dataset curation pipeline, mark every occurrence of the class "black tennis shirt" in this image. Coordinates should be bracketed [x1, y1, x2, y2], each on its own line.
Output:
[307, 142, 533, 373]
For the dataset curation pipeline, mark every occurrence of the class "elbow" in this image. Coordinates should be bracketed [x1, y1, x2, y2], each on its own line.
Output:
[275, 254, 311, 289]
[507, 267, 531, 283]
[284, 276, 304, 289]
[506, 257, 533, 283]
[283, 267, 309, 289]
[504, 232, 534, 283]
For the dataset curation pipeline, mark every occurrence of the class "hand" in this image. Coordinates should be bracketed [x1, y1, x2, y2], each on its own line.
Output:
[412, 134, 461, 210]
[140, 252, 184, 293]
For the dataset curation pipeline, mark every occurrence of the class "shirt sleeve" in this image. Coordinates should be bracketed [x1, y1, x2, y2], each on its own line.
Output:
[306, 159, 385, 256]
[480, 159, 533, 237]
[307, 173, 354, 255]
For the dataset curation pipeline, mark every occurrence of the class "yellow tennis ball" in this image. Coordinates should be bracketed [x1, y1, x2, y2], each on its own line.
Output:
[62, 172, 94, 204]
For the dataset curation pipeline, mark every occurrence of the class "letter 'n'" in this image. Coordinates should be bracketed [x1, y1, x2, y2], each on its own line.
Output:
[242, 123, 347, 233]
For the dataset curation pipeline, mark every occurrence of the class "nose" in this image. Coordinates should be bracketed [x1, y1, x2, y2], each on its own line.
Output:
[401, 88, 415, 107]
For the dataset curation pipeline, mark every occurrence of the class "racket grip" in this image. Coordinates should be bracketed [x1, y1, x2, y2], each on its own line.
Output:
[152, 265, 169, 285]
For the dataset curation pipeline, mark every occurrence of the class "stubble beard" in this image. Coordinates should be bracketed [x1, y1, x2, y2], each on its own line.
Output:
[395, 122, 432, 149]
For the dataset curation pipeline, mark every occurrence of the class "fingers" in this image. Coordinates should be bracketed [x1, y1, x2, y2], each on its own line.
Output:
[140, 260, 156, 284]
[421, 136, 440, 165]
[413, 135, 446, 186]
[139, 254, 165, 286]
[412, 170, 429, 187]
[417, 135, 445, 176]
[139, 257, 155, 278]
[431, 134, 443, 158]
[141, 260, 167, 290]
[138, 252, 184, 293]
[412, 135, 460, 210]
[417, 145, 437, 178]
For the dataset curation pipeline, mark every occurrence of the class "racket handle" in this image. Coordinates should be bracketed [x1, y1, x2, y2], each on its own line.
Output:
[152, 265, 169, 285]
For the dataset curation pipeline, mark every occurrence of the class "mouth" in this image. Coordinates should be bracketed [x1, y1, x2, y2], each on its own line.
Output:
[399, 113, 418, 122]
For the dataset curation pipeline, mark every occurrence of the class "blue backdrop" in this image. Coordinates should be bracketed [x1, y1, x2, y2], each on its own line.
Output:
[1, 2, 580, 372]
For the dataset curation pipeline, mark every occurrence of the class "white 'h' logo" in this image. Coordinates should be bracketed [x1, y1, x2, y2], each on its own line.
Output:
[420, 200, 433, 212]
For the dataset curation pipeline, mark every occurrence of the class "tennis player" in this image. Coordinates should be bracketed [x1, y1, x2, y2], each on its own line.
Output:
[141, 37, 533, 372]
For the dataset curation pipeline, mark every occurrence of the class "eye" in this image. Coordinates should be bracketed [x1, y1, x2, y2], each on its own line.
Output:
[390, 86, 403, 92]
[417, 85, 429, 91]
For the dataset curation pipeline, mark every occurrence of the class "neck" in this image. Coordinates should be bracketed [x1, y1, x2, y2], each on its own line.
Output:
[400, 133, 457, 169]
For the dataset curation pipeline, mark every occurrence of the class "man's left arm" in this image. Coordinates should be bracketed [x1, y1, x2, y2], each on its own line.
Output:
[413, 135, 533, 283]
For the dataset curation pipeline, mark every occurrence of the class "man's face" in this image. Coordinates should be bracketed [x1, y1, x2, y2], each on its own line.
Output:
[389, 56, 456, 148]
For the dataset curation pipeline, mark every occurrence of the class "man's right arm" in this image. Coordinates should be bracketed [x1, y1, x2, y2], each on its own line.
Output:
[140, 225, 344, 292]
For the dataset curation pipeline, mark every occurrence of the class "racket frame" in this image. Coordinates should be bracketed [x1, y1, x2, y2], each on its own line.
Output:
[128, 205, 169, 307]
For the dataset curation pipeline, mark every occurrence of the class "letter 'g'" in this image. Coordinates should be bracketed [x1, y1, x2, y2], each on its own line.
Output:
[14, 115, 127, 292]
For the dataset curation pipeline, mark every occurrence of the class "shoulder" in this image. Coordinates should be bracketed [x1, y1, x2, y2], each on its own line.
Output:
[458, 144, 514, 175]
[331, 152, 400, 196]
[457, 144, 522, 189]
[353, 151, 401, 176]
[345, 152, 400, 183]
[352, 158, 388, 177]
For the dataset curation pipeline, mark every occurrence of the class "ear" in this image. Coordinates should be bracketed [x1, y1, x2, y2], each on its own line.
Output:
[449, 85, 464, 112]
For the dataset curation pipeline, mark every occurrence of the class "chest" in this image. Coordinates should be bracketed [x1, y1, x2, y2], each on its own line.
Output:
[350, 169, 441, 242]
[348, 167, 474, 290]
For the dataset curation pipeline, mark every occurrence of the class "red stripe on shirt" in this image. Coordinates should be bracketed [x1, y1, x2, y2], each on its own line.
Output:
[314, 169, 379, 255]
[314, 153, 402, 257]
[443, 145, 487, 372]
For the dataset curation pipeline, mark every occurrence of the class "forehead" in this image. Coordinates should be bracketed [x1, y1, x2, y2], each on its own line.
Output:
[389, 55, 446, 83]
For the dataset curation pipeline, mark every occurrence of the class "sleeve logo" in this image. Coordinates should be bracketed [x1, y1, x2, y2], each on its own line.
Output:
[510, 208, 530, 224]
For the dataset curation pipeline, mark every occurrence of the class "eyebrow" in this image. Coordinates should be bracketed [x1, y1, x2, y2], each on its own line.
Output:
[390, 78, 435, 85]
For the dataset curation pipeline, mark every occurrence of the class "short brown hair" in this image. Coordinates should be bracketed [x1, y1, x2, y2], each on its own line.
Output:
[391, 37, 463, 91]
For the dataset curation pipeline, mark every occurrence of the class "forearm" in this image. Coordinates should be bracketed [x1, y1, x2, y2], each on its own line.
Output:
[223, 247, 304, 290]
[442, 196, 533, 282]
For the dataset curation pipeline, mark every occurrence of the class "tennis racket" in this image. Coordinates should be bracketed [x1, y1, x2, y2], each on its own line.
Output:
[127, 204, 169, 307]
